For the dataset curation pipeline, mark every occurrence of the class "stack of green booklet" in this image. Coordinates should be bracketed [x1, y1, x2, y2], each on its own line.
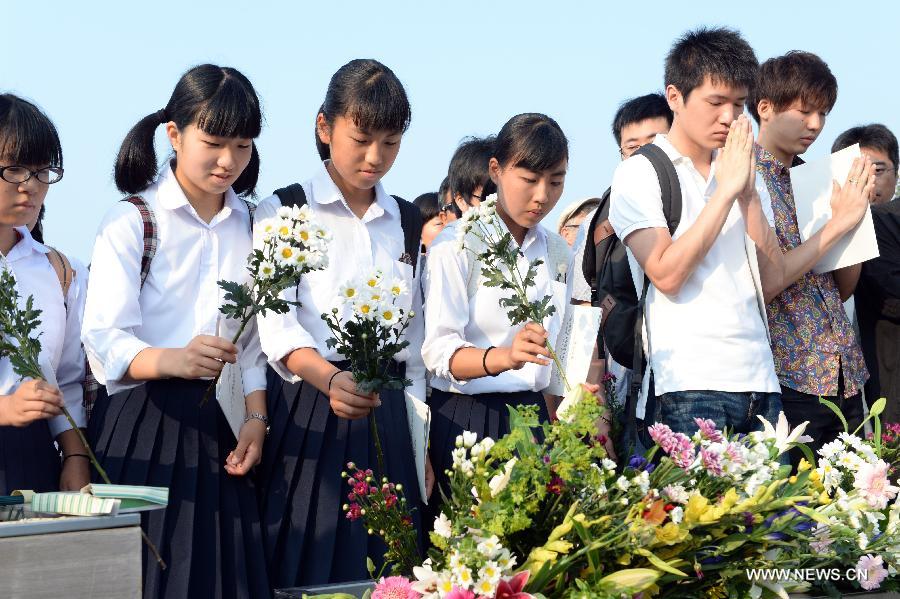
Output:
[5, 484, 168, 517]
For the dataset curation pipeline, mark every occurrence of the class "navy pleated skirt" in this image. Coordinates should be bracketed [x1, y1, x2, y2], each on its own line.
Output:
[258, 363, 423, 588]
[87, 378, 270, 599]
[427, 389, 549, 510]
[0, 420, 60, 494]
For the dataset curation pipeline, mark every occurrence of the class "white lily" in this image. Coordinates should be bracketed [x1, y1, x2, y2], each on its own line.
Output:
[489, 457, 518, 497]
[757, 412, 813, 455]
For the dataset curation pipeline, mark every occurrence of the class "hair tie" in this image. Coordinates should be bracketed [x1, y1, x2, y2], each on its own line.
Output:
[156, 109, 168, 124]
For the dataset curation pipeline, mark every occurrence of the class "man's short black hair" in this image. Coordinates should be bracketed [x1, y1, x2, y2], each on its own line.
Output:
[448, 136, 497, 205]
[413, 192, 441, 222]
[832, 124, 899, 171]
[747, 51, 837, 124]
[612, 93, 674, 146]
[664, 27, 758, 101]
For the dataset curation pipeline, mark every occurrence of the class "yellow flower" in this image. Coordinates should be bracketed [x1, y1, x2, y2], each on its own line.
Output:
[655, 522, 689, 546]
[798, 459, 812, 472]
[684, 495, 710, 524]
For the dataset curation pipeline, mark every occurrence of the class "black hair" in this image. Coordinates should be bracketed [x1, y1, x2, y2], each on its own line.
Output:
[114, 64, 262, 196]
[612, 93, 673, 146]
[438, 175, 460, 218]
[832, 124, 900, 171]
[316, 59, 411, 160]
[493, 113, 569, 172]
[413, 192, 441, 222]
[448, 136, 497, 208]
[0, 94, 63, 169]
[664, 27, 758, 102]
[31, 204, 45, 243]
[747, 51, 837, 124]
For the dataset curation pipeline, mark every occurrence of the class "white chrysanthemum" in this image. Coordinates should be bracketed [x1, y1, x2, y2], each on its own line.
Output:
[495, 549, 516, 572]
[388, 278, 408, 298]
[476, 535, 502, 559]
[275, 218, 294, 240]
[258, 261, 276, 279]
[632, 470, 650, 494]
[276, 205, 292, 219]
[452, 565, 473, 589]
[478, 437, 495, 454]
[433, 513, 452, 538]
[435, 573, 454, 597]
[338, 281, 360, 302]
[474, 578, 497, 597]
[305, 250, 328, 270]
[291, 204, 311, 221]
[353, 298, 377, 319]
[363, 271, 383, 290]
[293, 222, 313, 245]
[478, 561, 502, 583]
[615, 475, 630, 492]
[670, 506, 684, 524]
[601, 458, 617, 472]
[377, 305, 400, 327]
[274, 243, 297, 265]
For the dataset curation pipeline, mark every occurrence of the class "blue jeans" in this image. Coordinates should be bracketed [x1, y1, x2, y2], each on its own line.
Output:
[654, 390, 783, 438]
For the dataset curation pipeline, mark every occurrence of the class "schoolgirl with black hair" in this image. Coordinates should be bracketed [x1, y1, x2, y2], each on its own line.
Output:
[81, 64, 270, 599]
[422, 113, 576, 505]
[255, 58, 432, 586]
[0, 94, 89, 495]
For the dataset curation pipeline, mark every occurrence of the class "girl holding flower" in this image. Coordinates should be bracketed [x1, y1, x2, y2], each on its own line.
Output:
[81, 65, 270, 598]
[0, 94, 90, 495]
[422, 113, 573, 506]
[254, 59, 431, 587]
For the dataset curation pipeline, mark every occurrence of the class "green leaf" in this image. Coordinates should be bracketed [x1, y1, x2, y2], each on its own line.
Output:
[818, 397, 848, 433]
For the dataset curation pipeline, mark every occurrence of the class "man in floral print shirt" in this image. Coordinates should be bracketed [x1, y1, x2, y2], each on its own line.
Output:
[749, 51, 875, 466]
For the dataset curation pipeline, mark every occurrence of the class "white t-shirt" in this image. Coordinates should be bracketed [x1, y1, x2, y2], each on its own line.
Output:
[608, 135, 779, 406]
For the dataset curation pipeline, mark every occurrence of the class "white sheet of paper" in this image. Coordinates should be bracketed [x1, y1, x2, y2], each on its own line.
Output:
[546, 304, 602, 397]
[404, 392, 431, 504]
[790, 144, 879, 273]
[216, 362, 246, 440]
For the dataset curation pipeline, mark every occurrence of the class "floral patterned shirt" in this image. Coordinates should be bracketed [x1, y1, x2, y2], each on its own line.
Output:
[755, 144, 868, 397]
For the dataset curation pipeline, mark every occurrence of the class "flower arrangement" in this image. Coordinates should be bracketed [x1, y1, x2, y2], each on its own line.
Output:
[202, 203, 331, 402]
[346, 387, 900, 598]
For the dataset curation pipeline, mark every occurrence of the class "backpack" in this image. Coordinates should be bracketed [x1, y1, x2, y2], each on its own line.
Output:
[580, 144, 682, 421]
[82, 195, 257, 418]
[273, 183, 423, 276]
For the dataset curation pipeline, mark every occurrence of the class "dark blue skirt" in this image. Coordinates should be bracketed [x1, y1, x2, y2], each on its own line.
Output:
[0, 419, 60, 494]
[427, 388, 548, 509]
[87, 378, 270, 599]
[258, 364, 423, 588]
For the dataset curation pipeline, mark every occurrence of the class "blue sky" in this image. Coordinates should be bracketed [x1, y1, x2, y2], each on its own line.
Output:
[9, 0, 898, 261]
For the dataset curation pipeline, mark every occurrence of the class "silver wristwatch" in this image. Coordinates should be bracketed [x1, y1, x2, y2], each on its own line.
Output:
[244, 412, 270, 435]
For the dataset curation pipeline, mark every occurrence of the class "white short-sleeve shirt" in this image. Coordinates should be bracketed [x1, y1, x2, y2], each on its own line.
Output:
[608, 135, 779, 404]
[422, 219, 568, 395]
[81, 166, 267, 396]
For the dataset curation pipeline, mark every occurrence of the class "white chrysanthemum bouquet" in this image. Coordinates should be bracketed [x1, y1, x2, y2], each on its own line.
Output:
[322, 269, 414, 477]
[203, 203, 332, 401]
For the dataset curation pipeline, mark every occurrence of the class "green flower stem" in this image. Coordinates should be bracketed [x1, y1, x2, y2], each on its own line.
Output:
[369, 410, 386, 481]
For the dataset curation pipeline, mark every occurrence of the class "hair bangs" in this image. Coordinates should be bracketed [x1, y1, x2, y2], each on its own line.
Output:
[195, 75, 262, 140]
[507, 121, 569, 173]
[344, 72, 411, 135]
[0, 95, 62, 167]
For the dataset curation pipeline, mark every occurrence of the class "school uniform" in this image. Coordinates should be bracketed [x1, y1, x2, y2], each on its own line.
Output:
[255, 161, 427, 587]
[0, 227, 86, 494]
[81, 166, 270, 599]
[422, 218, 569, 502]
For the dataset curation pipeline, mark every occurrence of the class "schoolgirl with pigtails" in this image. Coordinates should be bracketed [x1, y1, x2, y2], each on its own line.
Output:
[254, 58, 433, 587]
[0, 94, 90, 495]
[81, 64, 270, 599]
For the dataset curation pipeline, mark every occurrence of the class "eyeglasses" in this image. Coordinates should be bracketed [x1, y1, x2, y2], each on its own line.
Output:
[0, 165, 64, 185]
[620, 145, 642, 158]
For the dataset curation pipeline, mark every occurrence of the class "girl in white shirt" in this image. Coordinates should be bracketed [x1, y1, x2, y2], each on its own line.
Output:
[0, 94, 88, 495]
[423, 113, 572, 505]
[255, 59, 430, 587]
[81, 65, 269, 599]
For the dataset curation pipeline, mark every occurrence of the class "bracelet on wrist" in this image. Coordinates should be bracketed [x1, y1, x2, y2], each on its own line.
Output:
[328, 369, 343, 392]
[482, 346, 499, 377]
[63, 453, 90, 462]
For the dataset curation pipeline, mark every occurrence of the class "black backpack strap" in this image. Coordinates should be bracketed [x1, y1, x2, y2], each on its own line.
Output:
[583, 187, 612, 298]
[273, 183, 308, 209]
[393, 195, 423, 277]
[625, 144, 681, 439]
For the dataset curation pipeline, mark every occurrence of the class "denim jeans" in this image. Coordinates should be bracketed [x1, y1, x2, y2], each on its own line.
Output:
[653, 390, 783, 439]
